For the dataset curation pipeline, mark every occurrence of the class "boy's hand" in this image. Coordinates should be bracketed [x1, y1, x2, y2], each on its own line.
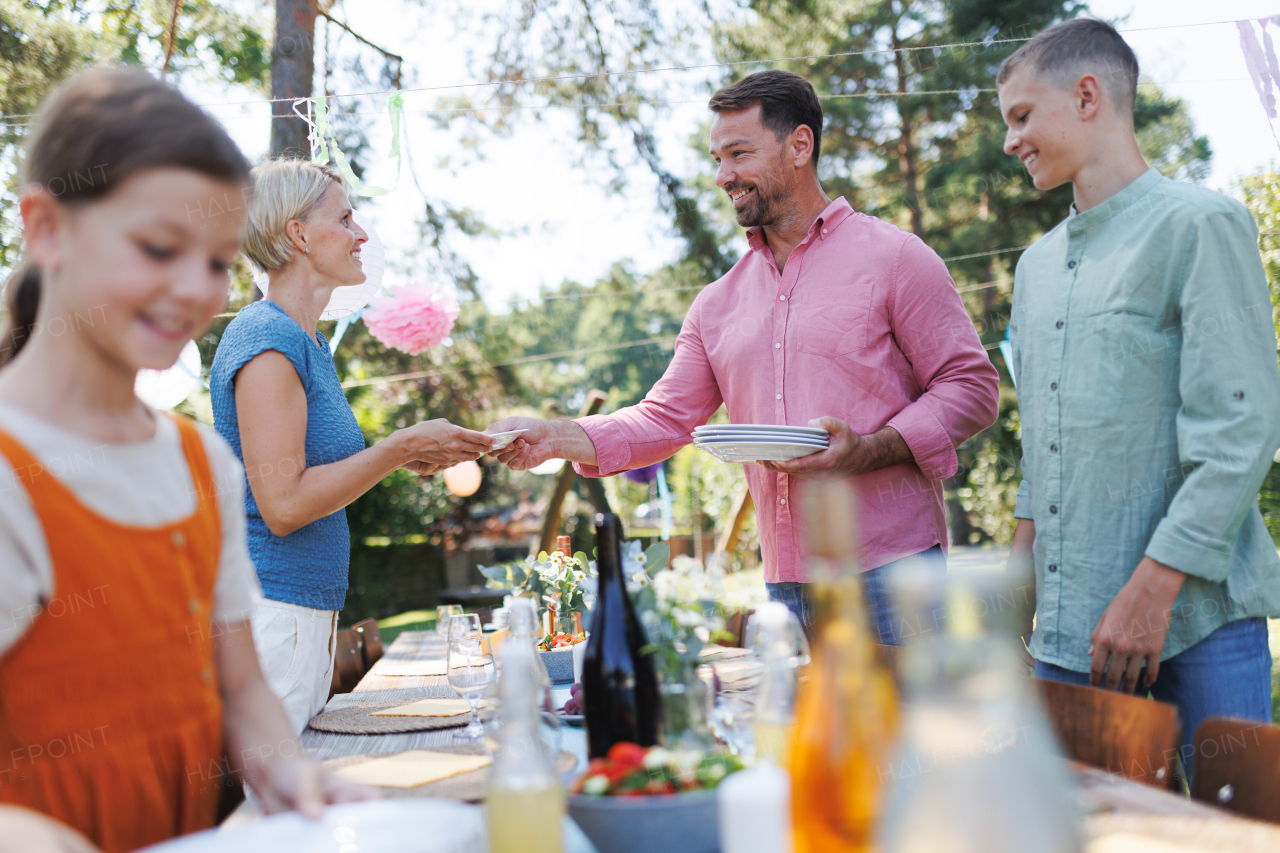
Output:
[1088, 557, 1187, 694]
[1006, 518, 1037, 670]
[257, 755, 378, 819]
[0, 806, 100, 853]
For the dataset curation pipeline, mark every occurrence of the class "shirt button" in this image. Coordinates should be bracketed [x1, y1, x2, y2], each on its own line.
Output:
[1049, 505, 1058, 514]
[1050, 444, 1058, 452]
[1048, 564, 1058, 573]
[776, 394, 782, 400]
[775, 342, 781, 349]
[779, 295, 786, 301]
[1068, 260, 1076, 269]
[822, 228, 827, 235]
[780, 498, 787, 505]
[1050, 382, 1058, 391]
[172, 530, 186, 548]
[1055, 320, 1064, 329]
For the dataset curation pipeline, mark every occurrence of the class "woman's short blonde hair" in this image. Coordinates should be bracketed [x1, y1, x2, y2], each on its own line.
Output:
[243, 158, 349, 272]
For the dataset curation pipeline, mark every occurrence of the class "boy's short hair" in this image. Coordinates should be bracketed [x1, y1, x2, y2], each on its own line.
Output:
[709, 70, 824, 169]
[998, 18, 1139, 116]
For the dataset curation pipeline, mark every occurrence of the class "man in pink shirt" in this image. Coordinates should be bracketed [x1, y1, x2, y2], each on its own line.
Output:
[491, 71, 999, 641]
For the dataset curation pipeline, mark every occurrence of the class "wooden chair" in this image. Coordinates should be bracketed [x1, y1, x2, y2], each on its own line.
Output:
[331, 628, 365, 695]
[352, 618, 383, 671]
[327, 655, 342, 702]
[1190, 717, 1280, 822]
[1034, 678, 1181, 788]
[724, 610, 748, 648]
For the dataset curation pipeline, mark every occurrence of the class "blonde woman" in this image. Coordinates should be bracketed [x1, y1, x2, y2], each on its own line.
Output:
[210, 159, 492, 732]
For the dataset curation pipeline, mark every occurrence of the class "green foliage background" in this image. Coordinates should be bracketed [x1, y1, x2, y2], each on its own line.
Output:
[2, 0, 1274, 630]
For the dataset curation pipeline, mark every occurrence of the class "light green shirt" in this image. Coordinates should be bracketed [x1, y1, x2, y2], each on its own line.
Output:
[1011, 168, 1280, 672]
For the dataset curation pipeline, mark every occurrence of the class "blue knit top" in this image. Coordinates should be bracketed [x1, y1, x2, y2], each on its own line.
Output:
[210, 300, 366, 610]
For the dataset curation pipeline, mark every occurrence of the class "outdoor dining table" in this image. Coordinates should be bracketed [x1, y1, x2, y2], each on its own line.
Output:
[226, 629, 1280, 852]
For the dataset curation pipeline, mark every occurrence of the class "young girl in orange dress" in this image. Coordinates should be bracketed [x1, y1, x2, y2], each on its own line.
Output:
[0, 69, 371, 852]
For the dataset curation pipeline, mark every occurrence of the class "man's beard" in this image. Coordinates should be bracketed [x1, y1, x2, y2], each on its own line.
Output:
[730, 181, 785, 228]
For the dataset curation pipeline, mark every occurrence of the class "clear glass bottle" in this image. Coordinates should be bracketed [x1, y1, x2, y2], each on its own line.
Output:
[718, 600, 799, 853]
[485, 634, 565, 853]
[875, 571, 1081, 853]
[750, 601, 801, 764]
[508, 597, 555, 715]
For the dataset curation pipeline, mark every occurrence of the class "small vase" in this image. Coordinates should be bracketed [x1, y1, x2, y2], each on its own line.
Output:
[659, 662, 713, 750]
[557, 611, 578, 637]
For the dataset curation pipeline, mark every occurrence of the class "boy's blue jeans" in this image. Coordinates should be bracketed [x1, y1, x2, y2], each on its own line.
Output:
[765, 545, 945, 644]
[1034, 616, 1273, 779]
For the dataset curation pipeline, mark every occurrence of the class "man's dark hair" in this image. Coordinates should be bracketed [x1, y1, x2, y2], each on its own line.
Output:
[708, 70, 824, 168]
[998, 18, 1140, 116]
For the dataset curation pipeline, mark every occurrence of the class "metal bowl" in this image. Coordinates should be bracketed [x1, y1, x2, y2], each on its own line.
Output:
[567, 790, 719, 853]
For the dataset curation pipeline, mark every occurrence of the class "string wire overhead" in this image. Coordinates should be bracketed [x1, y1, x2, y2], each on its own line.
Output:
[0, 16, 1256, 123]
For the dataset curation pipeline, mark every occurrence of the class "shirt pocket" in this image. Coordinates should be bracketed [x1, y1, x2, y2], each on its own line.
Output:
[795, 288, 871, 358]
[1079, 310, 1179, 406]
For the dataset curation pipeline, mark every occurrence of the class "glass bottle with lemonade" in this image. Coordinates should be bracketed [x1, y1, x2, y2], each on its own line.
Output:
[789, 481, 900, 853]
[485, 629, 564, 853]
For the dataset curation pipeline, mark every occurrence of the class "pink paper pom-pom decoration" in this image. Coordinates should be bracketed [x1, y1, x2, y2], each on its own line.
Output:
[362, 282, 460, 355]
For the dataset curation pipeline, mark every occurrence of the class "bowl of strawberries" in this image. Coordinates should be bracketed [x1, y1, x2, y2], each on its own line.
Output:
[566, 742, 742, 853]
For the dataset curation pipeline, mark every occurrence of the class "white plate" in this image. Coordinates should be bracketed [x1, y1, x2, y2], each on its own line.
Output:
[694, 434, 829, 446]
[698, 442, 825, 462]
[694, 424, 829, 438]
[696, 440, 829, 452]
[137, 800, 485, 853]
[486, 429, 528, 451]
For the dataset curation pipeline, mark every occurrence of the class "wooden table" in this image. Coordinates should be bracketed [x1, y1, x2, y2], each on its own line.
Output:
[299, 629, 520, 762]
[261, 631, 1280, 851]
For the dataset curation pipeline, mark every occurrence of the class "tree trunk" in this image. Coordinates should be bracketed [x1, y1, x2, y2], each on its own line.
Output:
[892, 29, 924, 239]
[269, 0, 317, 158]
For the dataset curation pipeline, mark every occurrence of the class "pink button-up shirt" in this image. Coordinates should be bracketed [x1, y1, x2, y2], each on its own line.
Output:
[575, 198, 999, 582]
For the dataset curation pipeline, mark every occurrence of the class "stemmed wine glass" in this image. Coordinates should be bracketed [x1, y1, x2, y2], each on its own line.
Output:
[447, 613, 495, 741]
[436, 604, 462, 639]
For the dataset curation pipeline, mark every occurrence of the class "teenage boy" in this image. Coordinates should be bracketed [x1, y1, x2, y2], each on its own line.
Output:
[1000, 18, 1280, 772]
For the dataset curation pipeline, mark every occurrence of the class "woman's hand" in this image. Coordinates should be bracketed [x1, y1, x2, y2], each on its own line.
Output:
[391, 419, 493, 468]
[236, 351, 492, 535]
[0, 806, 100, 853]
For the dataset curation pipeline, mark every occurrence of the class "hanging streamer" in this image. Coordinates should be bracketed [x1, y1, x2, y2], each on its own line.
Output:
[656, 465, 673, 542]
[298, 92, 404, 197]
[1237, 17, 1280, 150]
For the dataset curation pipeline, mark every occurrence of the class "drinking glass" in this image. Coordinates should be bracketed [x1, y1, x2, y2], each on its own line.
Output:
[436, 604, 462, 639]
[745, 607, 811, 667]
[447, 613, 495, 741]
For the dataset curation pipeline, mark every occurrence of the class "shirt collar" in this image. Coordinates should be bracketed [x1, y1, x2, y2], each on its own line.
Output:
[745, 196, 854, 252]
[1067, 167, 1163, 234]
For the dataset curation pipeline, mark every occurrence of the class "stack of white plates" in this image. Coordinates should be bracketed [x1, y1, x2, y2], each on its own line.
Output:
[692, 424, 830, 463]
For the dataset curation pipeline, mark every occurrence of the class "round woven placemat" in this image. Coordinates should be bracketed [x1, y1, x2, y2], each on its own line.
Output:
[309, 700, 472, 734]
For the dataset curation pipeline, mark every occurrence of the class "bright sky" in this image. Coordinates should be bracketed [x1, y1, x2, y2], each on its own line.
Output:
[197, 1, 1280, 311]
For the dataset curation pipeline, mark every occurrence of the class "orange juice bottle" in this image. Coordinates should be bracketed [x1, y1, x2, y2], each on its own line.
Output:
[789, 482, 899, 853]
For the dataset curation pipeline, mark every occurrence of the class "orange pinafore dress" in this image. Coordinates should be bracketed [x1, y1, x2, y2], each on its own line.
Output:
[0, 415, 224, 852]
